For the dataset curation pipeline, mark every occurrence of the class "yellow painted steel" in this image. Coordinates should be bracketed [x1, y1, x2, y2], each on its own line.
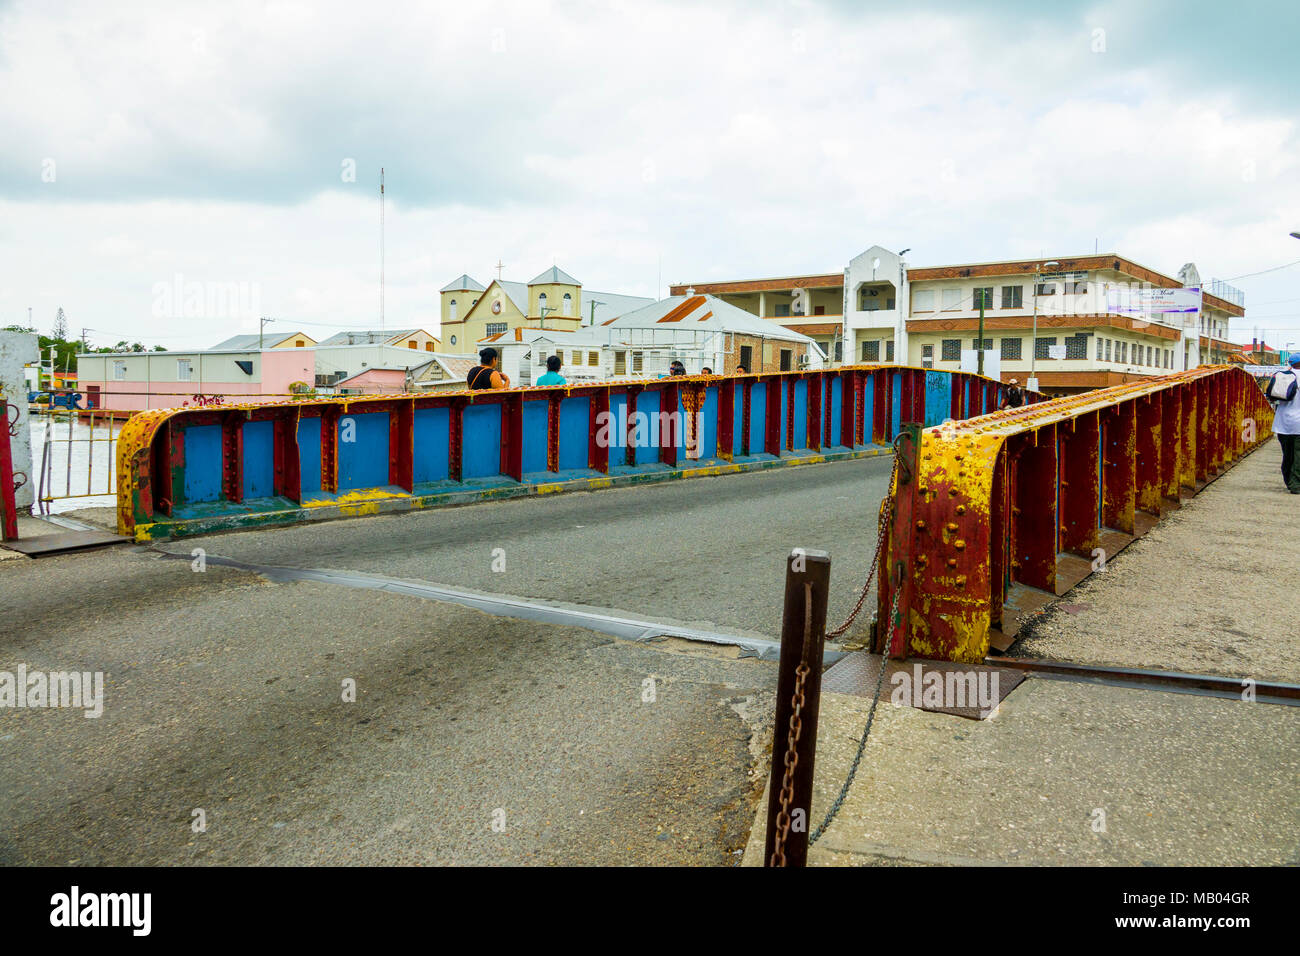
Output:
[882, 366, 1275, 663]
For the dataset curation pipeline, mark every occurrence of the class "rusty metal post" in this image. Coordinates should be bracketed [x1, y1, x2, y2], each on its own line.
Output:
[764, 548, 831, 868]
[1, 392, 18, 542]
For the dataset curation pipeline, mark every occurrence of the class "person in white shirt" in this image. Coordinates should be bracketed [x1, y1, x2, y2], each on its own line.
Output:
[1267, 354, 1300, 494]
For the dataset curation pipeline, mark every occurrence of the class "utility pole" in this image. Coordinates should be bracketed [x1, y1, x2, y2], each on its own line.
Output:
[540, 306, 557, 331]
[259, 316, 275, 349]
[379, 167, 385, 331]
[976, 290, 987, 376]
[1029, 260, 1059, 391]
[588, 300, 606, 327]
[80, 328, 90, 353]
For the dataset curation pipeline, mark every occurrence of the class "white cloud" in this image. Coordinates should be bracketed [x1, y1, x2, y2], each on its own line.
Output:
[2, 0, 1298, 347]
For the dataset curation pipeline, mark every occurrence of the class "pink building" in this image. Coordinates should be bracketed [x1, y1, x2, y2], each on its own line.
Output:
[76, 348, 316, 412]
[333, 367, 409, 395]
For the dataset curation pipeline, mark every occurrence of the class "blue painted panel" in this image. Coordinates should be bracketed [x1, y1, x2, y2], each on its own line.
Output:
[558, 397, 590, 471]
[748, 383, 767, 454]
[634, 389, 661, 465]
[609, 393, 629, 453]
[183, 424, 223, 504]
[699, 387, 718, 459]
[242, 420, 275, 500]
[862, 373, 874, 443]
[829, 376, 842, 446]
[924, 371, 950, 427]
[297, 417, 322, 495]
[891, 373, 902, 438]
[462, 404, 502, 479]
[792, 380, 808, 450]
[338, 411, 390, 490]
[522, 400, 549, 474]
[732, 383, 745, 453]
[413, 406, 450, 484]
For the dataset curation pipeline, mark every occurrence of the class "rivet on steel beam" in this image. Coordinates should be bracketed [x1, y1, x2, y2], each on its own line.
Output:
[947, 558, 957, 568]
[955, 575, 966, 588]
[916, 520, 927, 530]
[955, 505, 966, 515]
[946, 522, 958, 532]
[948, 488, 958, 497]
[953, 539, 965, 550]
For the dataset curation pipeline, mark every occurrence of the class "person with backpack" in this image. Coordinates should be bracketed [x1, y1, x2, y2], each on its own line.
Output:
[1267, 353, 1300, 493]
[467, 347, 511, 390]
[999, 377, 1025, 410]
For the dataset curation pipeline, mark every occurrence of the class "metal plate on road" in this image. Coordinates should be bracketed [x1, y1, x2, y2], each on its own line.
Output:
[3, 530, 127, 557]
[821, 652, 1025, 720]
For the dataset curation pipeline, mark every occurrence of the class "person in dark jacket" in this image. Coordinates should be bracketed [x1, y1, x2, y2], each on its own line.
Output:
[468, 347, 510, 390]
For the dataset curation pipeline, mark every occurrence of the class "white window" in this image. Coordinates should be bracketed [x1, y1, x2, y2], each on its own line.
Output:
[563, 292, 573, 316]
[177, 359, 192, 381]
[113, 360, 126, 380]
[538, 292, 548, 315]
[941, 288, 962, 311]
[913, 289, 935, 312]
[449, 298, 457, 321]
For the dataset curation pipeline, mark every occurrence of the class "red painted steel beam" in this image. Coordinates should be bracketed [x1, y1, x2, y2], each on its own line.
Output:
[717, 380, 734, 461]
[1059, 413, 1100, 555]
[881, 366, 1274, 662]
[390, 400, 414, 491]
[502, 395, 523, 481]
[1009, 425, 1059, 592]
[1135, 395, 1162, 517]
[221, 413, 243, 504]
[764, 376, 781, 456]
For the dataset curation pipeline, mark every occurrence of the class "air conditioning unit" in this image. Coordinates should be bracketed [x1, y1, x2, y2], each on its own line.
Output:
[798, 354, 810, 367]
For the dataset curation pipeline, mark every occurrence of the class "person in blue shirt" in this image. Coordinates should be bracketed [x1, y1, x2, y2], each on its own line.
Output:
[536, 355, 566, 387]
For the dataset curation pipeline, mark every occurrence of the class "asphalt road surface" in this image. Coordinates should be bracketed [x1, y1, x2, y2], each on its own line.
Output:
[1, 458, 890, 865]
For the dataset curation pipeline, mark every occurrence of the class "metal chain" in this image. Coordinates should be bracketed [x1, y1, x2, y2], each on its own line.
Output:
[810, 584, 901, 846]
[810, 431, 914, 843]
[769, 582, 813, 867]
[825, 443, 902, 638]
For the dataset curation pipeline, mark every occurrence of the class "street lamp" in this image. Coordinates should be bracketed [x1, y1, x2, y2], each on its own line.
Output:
[896, 248, 910, 367]
[1029, 261, 1059, 389]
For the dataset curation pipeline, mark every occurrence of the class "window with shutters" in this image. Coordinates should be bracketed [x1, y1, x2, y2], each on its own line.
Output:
[912, 289, 935, 312]
[614, 351, 626, 374]
[632, 352, 643, 373]
[1000, 285, 1023, 308]
[588, 351, 598, 366]
[941, 289, 962, 311]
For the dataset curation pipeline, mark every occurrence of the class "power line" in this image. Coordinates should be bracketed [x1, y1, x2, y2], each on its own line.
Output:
[1222, 258, 1300, 282]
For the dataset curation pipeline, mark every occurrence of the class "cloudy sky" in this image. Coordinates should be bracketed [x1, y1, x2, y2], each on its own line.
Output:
[2, 0, 1298, 350]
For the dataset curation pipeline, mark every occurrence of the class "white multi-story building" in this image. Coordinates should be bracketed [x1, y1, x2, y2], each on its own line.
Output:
[674, 248, 1246, 394]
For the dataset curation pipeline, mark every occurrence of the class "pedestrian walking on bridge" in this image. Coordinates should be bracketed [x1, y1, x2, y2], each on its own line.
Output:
[1267, 353, 1300, 493]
